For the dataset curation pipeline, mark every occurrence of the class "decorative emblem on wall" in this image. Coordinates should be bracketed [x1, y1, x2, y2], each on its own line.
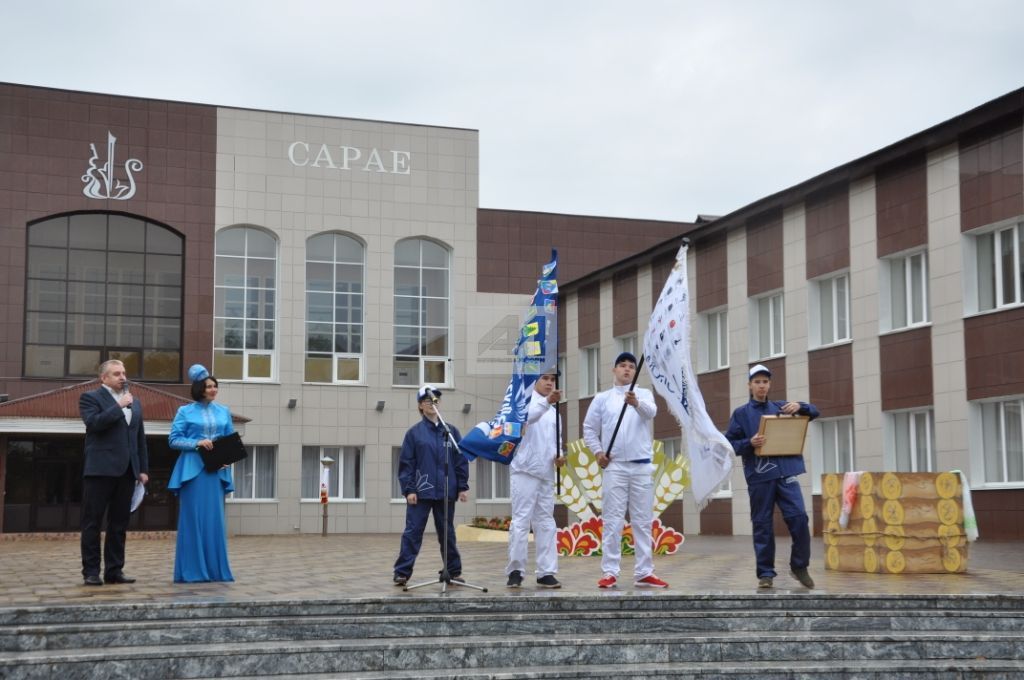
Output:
[81, 132, 143, 200]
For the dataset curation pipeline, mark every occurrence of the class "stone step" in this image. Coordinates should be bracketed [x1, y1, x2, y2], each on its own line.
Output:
[3, 592, 1023, 625]
[2, 631, 1022, 679]
[4, 608, 1024, 652]
[220, 658, 1024, 680]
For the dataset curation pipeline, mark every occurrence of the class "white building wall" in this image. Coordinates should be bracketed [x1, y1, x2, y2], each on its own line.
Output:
[727, 226, 751, 534]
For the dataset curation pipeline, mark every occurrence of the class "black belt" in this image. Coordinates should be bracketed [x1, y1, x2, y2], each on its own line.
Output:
[627, 459, 651, 464]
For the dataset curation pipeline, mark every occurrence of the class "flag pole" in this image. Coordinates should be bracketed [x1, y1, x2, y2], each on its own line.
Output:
[603, 353, 645, 460]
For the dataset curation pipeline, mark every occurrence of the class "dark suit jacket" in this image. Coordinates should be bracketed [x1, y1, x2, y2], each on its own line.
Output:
[79, 387, 149, 478]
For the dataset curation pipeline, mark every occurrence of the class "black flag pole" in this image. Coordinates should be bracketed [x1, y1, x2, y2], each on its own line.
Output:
[554, 369, 562, 489]
[603, 353, 645, 460]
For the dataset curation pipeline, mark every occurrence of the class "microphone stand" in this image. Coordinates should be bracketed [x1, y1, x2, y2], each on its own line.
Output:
[404, 400, 488, 594]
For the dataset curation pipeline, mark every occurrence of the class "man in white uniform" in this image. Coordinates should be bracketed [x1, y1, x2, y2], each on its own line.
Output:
[506, 369, 565, 588]
[583, 352, 668, 589]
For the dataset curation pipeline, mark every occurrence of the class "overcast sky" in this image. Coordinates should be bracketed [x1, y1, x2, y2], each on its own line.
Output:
[2, 1, 1022, 222]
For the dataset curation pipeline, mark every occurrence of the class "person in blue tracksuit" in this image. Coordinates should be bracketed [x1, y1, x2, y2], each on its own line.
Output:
[393, 385, 469, 585]
[725, 364, 819, 589]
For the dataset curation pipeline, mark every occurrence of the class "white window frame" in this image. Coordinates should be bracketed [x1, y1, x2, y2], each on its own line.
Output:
[974, 397, 1024, 487]
[214, 226, 278, 382]
[812, 417, 855, 493]
[228, 445, 277, 501]
[393, 238, 452, 388]
[304, 232, 365, 385]
[880, 250, 930, 333]
[965, 219, 1024, 315]
[615, 334, 637, 358]
[475, 458, 511, 502]
[580, 346, 600, 397]
[301, 445, 364, 502]
[698, 308, 729, 372]
[885, 409, 935, 473]
[809, 272, 851, 348]
[750, 291, 784, 360]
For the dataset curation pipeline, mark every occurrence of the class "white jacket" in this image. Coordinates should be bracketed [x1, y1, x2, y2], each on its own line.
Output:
[511, 391, 561, 481]
[583, 384, 657, 462]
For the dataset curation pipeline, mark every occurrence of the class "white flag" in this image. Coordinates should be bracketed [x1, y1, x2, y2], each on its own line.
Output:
[643, 243, 733, 508]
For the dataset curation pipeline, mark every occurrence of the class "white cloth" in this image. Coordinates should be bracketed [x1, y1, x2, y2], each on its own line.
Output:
[582, 384, 657, 462]
[600, 461, 655, 579]
[511, 391, 560, 481]
[506, 471, 559, 577]
[643, 243, 733, 508]
[952, 470, 979, 542]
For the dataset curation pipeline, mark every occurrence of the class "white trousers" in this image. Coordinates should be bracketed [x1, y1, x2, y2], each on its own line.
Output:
[506, 471, 558, 577]
[600, 462, 654, 579]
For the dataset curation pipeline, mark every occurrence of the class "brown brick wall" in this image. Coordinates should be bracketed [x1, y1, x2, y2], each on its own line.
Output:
[808, 344, 853, 417]
[805, 185, 850, 280]
[746, 210, 783, 296]
[879, 327, 933, 411]
[696, 231, 728, 312]
[577, 282, 601, 348]
[0, 84, 217, 396]
[699, 368, 731, 431]
[611, 268, 637, 338]
[876, 154, 928, 257]
[964, 306, 1024, 401]
[959, 115, 1024, 233]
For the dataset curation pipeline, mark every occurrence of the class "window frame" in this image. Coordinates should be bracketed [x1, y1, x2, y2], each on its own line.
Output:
[750, 291, 785, 360]
[698, 307, 729, 372]
[301, 445, 364, 502]
[475, 457, 511, 502]
[812, 416, 855, 492]
[809, 272, 851, 348]
[580, 346, 600, 397]
[227, 444, 278, 501]
[880, 250, 930, 333]
[886, 408, 935, 473]
[392, 237, 453, 388]
[965, 218, 1024, 315]
[304, 232, 366, 385]
[214, 226, 279, 383]
[976, 396, 1024, 487]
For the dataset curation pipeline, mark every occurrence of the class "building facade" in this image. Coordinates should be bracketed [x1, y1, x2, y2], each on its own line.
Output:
[0, 82, 689, 534]
[557, 87, 1024, 540]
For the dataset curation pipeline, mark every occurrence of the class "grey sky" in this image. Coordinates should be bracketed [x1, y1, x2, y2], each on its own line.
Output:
[2, 1, 1021, 222]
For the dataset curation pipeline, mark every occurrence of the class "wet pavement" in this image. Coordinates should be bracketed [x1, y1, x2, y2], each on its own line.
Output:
[1, 532, 1022, 607]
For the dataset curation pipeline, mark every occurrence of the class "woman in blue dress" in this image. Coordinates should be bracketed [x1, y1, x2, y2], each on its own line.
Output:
[168, 364, 235, 582]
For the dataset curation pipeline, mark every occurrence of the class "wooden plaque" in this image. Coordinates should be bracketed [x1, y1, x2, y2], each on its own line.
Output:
[754, 415, 809, 456]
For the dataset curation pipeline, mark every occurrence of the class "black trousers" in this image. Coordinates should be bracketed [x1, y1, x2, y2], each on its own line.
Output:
[80, 467, 135, 578]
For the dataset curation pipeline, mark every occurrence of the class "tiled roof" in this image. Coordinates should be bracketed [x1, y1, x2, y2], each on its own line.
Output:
[0, 380, 250, 423]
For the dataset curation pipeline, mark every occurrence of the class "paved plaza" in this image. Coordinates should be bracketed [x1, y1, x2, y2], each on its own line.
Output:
[1, 532, 1022, 607]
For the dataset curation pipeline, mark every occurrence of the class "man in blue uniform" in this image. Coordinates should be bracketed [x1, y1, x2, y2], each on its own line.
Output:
[393, 385, 469, 585]
[725, 364, 819, 589]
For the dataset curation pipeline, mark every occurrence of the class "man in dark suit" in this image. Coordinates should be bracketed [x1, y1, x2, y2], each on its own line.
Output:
[79, 359, 149, 586]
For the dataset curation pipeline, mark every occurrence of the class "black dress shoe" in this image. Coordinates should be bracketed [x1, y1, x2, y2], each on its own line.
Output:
[104, 572, 136, 584]
[83, 574, 103, 586]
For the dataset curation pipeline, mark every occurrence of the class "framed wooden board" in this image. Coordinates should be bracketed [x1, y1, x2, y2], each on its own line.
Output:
[755, 415, 809, 456]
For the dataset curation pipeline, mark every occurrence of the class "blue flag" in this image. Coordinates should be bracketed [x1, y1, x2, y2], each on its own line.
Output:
[460, 252, 558, 464]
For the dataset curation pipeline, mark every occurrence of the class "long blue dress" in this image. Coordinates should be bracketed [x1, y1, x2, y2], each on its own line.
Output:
[168, 401, 236, 582]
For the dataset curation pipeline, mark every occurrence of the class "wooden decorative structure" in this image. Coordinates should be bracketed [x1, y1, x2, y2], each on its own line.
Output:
[821, 472, 968, 573]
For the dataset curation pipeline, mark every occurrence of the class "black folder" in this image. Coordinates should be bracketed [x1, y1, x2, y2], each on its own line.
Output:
[201, 431, 248, 472]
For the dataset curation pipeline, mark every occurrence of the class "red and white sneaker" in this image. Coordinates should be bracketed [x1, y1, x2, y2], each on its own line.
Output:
[634, 574, 668, 588]
[597, 574, 617, 589]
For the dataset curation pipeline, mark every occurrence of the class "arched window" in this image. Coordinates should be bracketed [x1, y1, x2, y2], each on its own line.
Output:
[305, 232, 365, 383]
[24, 213, 183, 380]
[393, 238, 451, 386]
[214, 226, 277, 381]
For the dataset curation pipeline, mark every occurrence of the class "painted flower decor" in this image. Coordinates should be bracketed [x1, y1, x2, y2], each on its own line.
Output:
[555, 517, 684, 557]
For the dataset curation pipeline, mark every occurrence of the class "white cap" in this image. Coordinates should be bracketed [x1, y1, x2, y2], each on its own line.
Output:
[749, 364, 772, 379]
[417, 385, 441, 402]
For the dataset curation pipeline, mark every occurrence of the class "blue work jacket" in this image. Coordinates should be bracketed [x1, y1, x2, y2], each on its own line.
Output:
[725, 398, 820, 485]
[398, 416, 468, 500]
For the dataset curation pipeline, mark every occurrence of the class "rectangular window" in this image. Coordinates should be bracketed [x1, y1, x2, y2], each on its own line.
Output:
[615, 334, 636, 357]
[891, 410, 935, 472]
[230, 445, 277, 499]
[391, 446, 404, 499]
[820, 417, 855, 474]
[475, 458, 511, 501]
[699, 309, 728, 371]
[881, 251, 929, 332]
[301, 445, 363, 500]
[972, 222, 1024, 313]
[580, 346, 600, 397]
[981, 398, 1024, 484]
[751, 292, 784, 360]
[812, 273, 850, 347]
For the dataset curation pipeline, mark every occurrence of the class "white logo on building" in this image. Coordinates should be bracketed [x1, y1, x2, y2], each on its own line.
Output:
[81, 132, 144, 200]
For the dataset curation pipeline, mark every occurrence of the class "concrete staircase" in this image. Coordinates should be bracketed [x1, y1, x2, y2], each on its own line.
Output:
[1, 593, 1023, 678]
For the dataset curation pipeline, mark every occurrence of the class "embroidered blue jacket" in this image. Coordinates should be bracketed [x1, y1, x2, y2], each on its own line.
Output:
[398, 416, 468, 500]
[725, 398, 820, 486]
